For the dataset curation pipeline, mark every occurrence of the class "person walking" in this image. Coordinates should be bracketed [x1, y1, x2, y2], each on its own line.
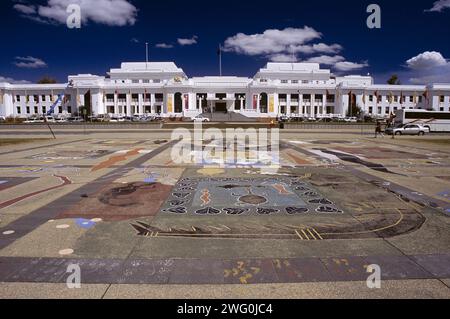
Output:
[375, 121, 384, 138]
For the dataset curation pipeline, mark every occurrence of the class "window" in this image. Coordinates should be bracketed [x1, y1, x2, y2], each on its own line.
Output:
[132, 80, 139, 84]
[440, 96, 445, 103]
[260, 79, 268, 83]
[42, 95, 46, 101]
[34, 106, 38, 114]
[291, 80, 299, 84]
[369, 107, 373, 114]
[377, 107, 382, 114]
[143, 79, 150, 84]
[377, 96, 382, 103]
[302, 80, 309, 84]
[42, 106, 46, 114]
[26, 106, 30, 114]
[17, 107, 21, 114]
[67, 106, 72, 114]
[440, 107, 444, 111]
[369, 95, 373, 102]
[409, 96, 413, 102]
[16, 95, 20, 102]
[281, 80, 288, 84]
[34, 95, 39, 103]
[327, 95, 335, 103]
[153, 79, 161, 83]
[418, 96, 423, 103]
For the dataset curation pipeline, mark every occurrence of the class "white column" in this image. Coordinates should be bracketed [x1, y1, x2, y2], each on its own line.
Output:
[287, 94, 291, 116]
[311, 94, 315, 117]
[114, 92, 118, 115]
[299, 94, 303, 116]
[322, 94, 327, 115]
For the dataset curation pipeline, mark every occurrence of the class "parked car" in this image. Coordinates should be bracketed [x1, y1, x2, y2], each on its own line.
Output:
[344, 117, 358, 123]
[67, 117, 85, 123]
[24, 117, 45, 124]
[385, 124, 430, 136]
[192, 115, 210, 122]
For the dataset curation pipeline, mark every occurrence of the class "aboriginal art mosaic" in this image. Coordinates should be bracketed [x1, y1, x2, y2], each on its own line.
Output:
[160, 176, 343, 216]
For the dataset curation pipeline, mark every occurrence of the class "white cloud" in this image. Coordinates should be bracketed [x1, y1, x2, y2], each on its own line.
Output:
[13, 3, 37, 15]
[269, 54, 298, 62]
[14, 56, 47, 69]
[334, 61, 369, 72]
[224, 27, 322, 55]
[223, 27, 368, 73]
[425, 0, 450, 12]
[156, 43, 174, 49]
[290, 43, 342, 55]
[13, 0, 138, 26]
[406, 51, 447, 69]
[177, 36, 198, 46]
[0, 75, 31, 84]
[305, 55, 345, 65]
[404, 51, 450, 84]
[130, 38, 139, 43]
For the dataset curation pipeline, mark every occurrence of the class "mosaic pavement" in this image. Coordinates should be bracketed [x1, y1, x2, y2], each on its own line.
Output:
[0, 133, 449, 289]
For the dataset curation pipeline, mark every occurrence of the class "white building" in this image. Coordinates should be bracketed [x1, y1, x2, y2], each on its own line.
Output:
[1, 61, 450, 119]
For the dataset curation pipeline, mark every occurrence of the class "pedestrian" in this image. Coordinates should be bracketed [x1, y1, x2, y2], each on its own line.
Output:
[375, 121, 383, 138]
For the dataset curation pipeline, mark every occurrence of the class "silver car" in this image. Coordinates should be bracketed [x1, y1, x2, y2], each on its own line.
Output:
[386, 124, 430, 136]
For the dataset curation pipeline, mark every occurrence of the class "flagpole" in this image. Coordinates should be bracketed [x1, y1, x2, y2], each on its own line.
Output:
[145, 42, 149, 70]
[219, 44, 222, 77]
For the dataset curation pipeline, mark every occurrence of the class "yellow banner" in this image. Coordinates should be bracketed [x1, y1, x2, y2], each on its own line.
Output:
[269, 95, 275, 113]
[167, 94, 173, 113]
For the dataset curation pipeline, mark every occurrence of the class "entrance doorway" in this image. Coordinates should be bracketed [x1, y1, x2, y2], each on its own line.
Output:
[215, 102, 227, 113]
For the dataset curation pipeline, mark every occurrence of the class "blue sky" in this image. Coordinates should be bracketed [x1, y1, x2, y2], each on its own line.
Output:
[1, 0, 450, 84]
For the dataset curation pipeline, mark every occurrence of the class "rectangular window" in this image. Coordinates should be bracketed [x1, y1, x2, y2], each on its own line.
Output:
[132, 80, 139, 84]
[369, 95, 373, 102]
[440, 96, 445, 103]
[34, 95, 39, 103]
[369, 107, 373, 114]
[409, 96, 413, 102]
[17, 106, 21, 114]
[42, 106, 46, 114]
[34, 106, 39, 114]
[260, 79, 268, 83]
[327, 95, 335, 103]
[302, 80, 308, 84]
[291, 80, 299, 84]
[143, 79, 150, 83]
[418, 96, 422, 103]
[26, 106, 30, 114]
[440, 107, 444, 111]
[16, 95, 21, 102]
[281, 80, 288, 84]
[42, 95, 46, 101]
[67, 106, 72, 114]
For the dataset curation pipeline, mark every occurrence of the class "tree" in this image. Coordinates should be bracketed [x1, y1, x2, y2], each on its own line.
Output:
[387, 74, 401, 85]
[347, 104, 362, 117]
[37, 76, 57, 84]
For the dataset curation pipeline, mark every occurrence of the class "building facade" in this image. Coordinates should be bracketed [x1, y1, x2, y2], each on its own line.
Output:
[1, 62, 450, 119]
